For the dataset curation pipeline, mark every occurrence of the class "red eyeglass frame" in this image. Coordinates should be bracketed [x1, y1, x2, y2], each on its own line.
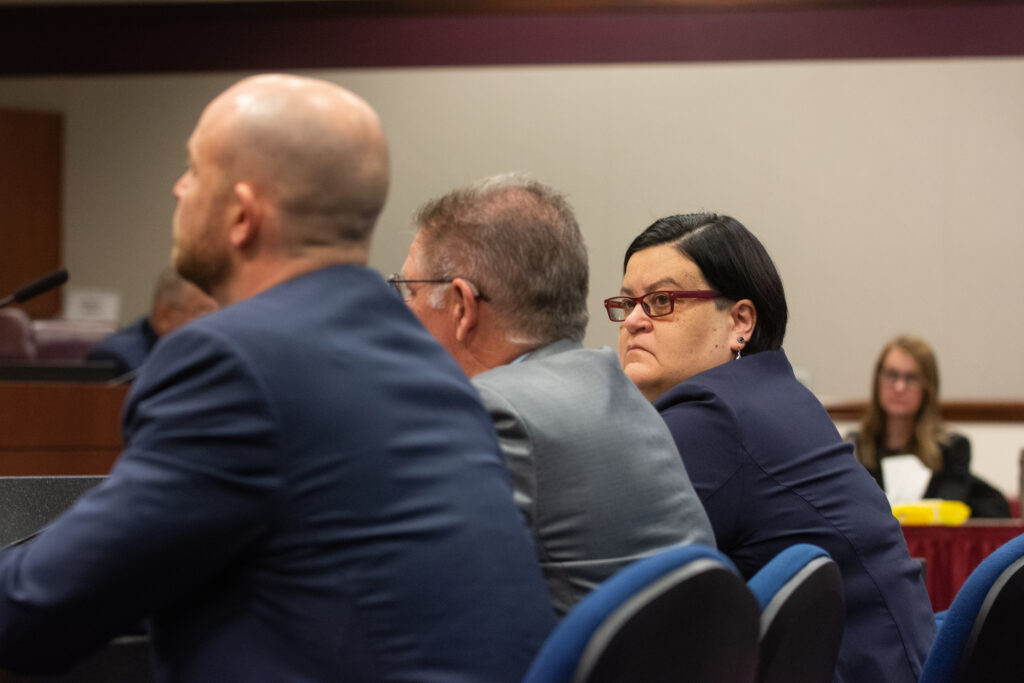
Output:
[603, 290, 720, 321]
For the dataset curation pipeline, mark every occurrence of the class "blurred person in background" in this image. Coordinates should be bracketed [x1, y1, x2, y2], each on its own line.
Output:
[849, 335, 1009, 517]
[848, 335, 970, 503]
[86, 267, 217, 375]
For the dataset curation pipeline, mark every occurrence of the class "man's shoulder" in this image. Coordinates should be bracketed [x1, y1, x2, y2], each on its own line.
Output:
[185, 265, 401, 338]
[87, 317, 156, 364]
[98, 317, 152, 345]
[474, 342, 621, 391]
[170, 265, 474, 398]
[472, 342, 654, 427]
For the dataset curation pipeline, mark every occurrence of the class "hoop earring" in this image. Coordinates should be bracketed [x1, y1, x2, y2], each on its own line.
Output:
[735, 336, 745, 360]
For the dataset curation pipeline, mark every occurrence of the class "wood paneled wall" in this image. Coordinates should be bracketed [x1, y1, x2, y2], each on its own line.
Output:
[0, 109, 63, 318]
[0, 382, 127, 475]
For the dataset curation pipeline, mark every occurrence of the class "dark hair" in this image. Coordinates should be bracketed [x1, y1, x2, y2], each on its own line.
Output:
[623, 213, 787, 354]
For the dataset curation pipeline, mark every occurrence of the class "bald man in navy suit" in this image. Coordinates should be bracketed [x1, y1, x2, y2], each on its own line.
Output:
[0, 75, 555, 682]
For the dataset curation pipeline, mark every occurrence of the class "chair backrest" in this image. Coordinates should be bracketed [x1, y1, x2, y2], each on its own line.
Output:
[0, 475, 105, 547]
[747, 544, 844, 683]
[919, 531, 1024, 683]
[523, 543, 760, 683]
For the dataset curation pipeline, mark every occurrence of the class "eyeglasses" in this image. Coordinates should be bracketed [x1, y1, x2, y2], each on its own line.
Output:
[386, 274, 490, 302]
[879, 369, 922, 388]
[603, 290, 719, 322]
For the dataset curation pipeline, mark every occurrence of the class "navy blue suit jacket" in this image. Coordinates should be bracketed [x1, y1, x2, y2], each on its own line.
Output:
[0, 265, 556, 682]
[655, 350, 935, 683]
[86, 316, 159, 375]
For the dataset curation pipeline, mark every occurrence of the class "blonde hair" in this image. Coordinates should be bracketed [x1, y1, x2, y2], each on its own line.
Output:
[856, 335, 947, 472]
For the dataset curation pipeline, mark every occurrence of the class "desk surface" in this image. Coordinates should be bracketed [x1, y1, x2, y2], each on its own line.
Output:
[901, 521, 1023, 611]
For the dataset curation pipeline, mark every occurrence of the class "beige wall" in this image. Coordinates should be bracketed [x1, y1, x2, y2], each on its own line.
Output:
[2, 57, 1023, 402]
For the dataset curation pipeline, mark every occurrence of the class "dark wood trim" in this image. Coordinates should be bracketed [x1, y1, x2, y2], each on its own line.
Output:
[826, 400, 1024, 423]
[148, 0, 1024, 12]
[0, 381, 127, 448]
[1, 2, 1024, 76]
[0, 109, 63, 319]
[0, 0, 997, 15]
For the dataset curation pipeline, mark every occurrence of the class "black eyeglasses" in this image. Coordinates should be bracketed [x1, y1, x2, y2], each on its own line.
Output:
[386, 274, 490, 302]
[603, 290, 719, 322]
[879, 369, 922, 388]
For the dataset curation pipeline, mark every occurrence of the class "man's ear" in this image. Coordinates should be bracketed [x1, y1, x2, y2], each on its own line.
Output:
[229, 182, 260, 248]
[451, 278, 480, 343]
[729, 299, 757, 354]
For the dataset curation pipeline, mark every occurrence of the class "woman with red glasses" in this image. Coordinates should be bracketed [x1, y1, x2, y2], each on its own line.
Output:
[607, 213, 935, 683]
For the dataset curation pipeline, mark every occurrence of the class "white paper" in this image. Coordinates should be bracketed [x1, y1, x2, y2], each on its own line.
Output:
[881, 454, 932, 504]
[63, 288, 121, 322]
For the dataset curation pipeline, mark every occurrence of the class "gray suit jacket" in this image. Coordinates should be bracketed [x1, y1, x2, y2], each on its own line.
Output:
[473, 339, 714, 616]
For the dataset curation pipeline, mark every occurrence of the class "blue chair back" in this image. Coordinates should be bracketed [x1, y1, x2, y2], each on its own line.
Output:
[523, 543, 759, 683]
[919, 531, 1024, 683]
[747, 544, 843, 683]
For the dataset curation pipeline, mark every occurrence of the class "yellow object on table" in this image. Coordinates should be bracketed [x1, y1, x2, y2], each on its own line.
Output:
[892, 499, 972, 526]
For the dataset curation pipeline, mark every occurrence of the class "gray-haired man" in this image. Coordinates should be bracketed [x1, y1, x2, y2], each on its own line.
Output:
[394, 173, 715, 615]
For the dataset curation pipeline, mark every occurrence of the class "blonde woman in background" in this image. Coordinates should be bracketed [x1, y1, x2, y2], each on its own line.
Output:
[849, 335, 971, 503]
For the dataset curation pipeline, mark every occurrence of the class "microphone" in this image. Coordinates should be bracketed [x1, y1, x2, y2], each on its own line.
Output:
[0, 268, 69, 309]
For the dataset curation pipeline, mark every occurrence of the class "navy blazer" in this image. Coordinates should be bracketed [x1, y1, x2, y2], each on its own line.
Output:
[86, 316, 159, 375]
[0, 265, 556, 682]
[655, 350, 935, 683]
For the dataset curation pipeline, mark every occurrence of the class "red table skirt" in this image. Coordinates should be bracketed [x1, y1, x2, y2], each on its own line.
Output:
[901, 521, 1024, 611]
